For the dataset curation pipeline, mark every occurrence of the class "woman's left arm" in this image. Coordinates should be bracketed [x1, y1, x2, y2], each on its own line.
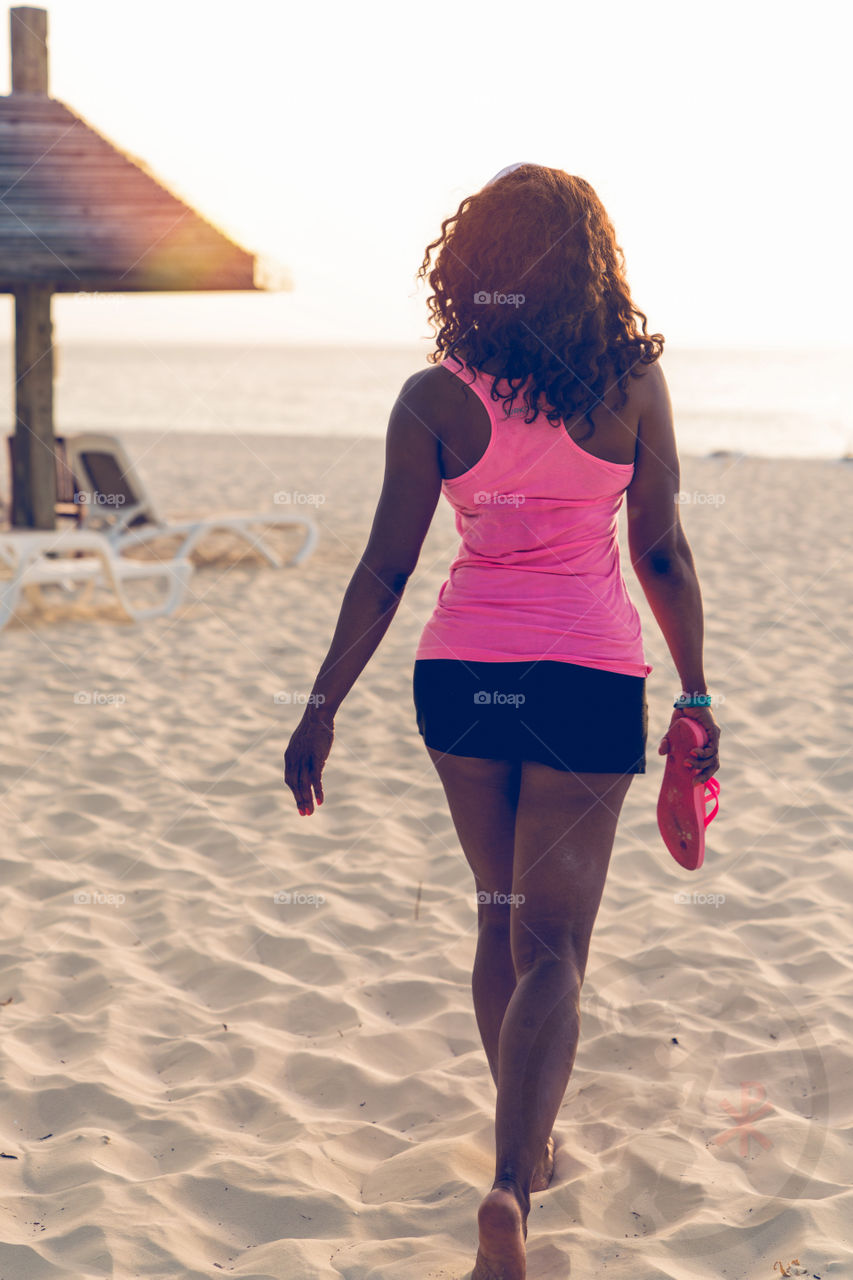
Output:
[284, 370, 443, 815]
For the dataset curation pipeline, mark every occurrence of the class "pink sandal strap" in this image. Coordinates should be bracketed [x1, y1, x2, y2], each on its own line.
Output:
[703, 777, 720, 827]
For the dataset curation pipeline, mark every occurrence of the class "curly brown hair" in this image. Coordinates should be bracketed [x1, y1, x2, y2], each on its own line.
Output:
[417, 165, 664, 439]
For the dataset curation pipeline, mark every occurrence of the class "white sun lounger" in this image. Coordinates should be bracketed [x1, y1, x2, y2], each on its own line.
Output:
[64, 433, 319, 567]
[0, 529, 193, 631]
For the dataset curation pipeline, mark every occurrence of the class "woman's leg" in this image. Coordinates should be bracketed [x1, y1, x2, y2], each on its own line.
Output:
[425, 745, 520, 1086]
[474, 763, 634, 1280]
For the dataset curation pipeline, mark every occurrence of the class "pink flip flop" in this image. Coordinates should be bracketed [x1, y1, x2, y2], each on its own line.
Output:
[657, 716, 720, 870]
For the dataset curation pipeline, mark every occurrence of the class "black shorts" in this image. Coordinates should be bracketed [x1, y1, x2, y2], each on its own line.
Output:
[413, 658, 647, 774]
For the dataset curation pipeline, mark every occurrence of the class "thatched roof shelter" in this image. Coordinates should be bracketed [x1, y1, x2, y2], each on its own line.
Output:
[0, 90, 261, 293]
[0, 6, 285, 526]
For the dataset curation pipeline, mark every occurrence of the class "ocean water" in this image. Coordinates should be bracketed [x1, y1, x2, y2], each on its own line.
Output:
[0, 341, 849, 459]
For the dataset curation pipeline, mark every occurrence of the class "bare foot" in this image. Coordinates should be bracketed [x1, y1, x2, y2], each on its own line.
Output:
[471, 1187, 526, 1280]
[530, 1134, 555, 1193]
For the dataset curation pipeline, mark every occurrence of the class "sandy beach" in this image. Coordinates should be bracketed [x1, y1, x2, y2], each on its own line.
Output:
[1, 430, 851, 1279]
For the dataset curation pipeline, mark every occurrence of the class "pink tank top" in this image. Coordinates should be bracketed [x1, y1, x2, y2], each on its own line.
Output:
[415, 353, 653, 678]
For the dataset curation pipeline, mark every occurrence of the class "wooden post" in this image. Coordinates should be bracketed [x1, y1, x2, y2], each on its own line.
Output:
[11, 286, 56, 529]
[10, 6, 48, 93]
[9, 9, 55, 528]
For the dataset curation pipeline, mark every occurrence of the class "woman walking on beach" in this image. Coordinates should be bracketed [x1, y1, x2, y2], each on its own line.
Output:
[285, 163, 720, 1279]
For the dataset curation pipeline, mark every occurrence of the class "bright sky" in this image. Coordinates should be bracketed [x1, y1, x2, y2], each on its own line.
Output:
[1, 0, 849, 348]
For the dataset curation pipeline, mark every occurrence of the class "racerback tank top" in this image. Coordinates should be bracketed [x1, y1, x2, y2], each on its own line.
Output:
[414, 352, 653, 678]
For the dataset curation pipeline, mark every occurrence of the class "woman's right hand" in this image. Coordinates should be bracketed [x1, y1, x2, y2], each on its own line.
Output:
[658, 704, 720, 787]
[284, 708, 334, 816]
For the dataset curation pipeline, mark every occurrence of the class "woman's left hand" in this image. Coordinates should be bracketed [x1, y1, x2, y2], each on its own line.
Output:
[284, 709, 334, 815]
[658, 704, 720, 787]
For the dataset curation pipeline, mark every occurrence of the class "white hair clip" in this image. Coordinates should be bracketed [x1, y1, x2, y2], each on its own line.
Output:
[483, 162, 537, 187]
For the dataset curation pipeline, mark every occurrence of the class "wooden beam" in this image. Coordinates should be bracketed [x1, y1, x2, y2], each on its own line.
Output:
[11, 285, 56, 529]
[10, 7, 49, 95]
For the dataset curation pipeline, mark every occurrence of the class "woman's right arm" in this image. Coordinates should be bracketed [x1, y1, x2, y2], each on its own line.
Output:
[626, 360, 720, 784]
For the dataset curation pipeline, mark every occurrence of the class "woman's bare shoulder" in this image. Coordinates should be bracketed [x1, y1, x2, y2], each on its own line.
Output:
[622, 356, 668, 417]
[625, 353, 665, 382]
[400, 362, 475, 415]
